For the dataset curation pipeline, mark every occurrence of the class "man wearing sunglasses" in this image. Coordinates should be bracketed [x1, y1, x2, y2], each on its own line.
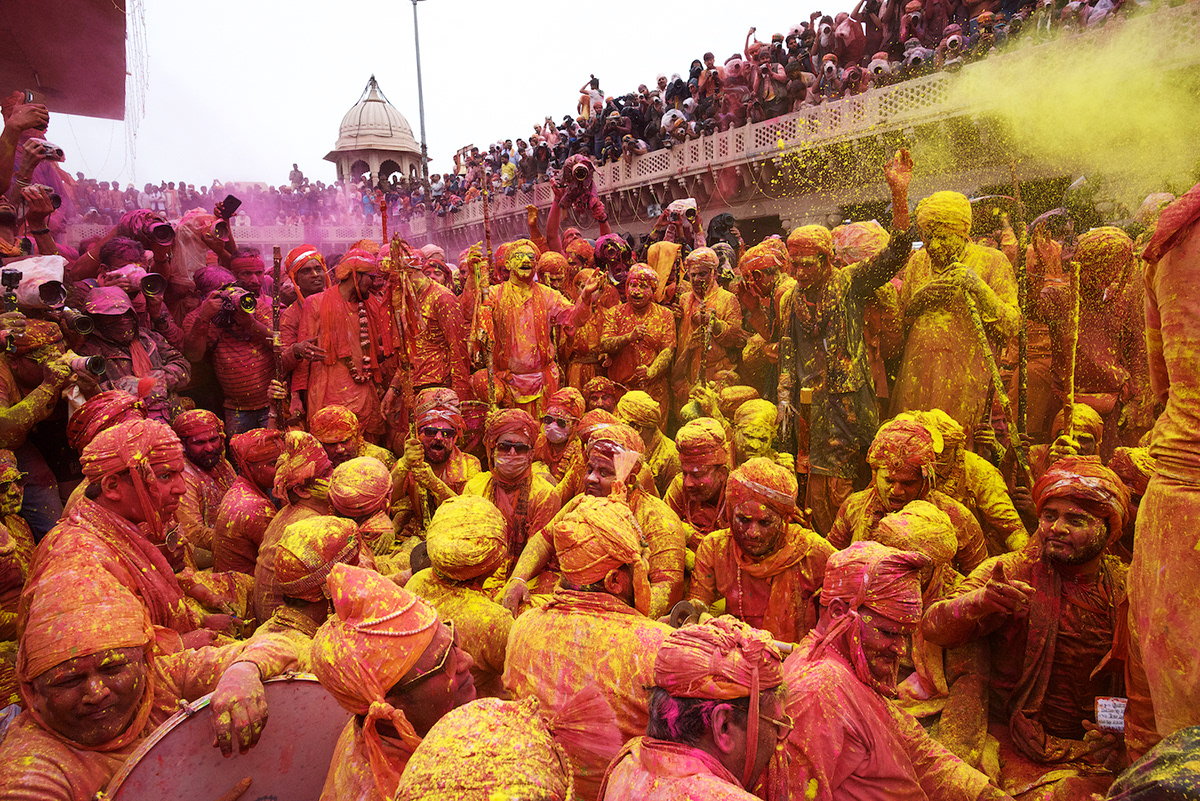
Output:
[601, 617, 789, 800]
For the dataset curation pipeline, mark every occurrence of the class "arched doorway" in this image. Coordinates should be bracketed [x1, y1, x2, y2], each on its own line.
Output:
[380, 159, 403, 187]
[349, 159, 370, 185]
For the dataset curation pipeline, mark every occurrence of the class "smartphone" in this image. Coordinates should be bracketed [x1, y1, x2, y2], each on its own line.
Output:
[219, 194, 242, 220]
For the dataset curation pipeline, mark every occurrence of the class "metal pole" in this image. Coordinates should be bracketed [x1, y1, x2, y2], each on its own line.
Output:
[412, 0, 433, 244]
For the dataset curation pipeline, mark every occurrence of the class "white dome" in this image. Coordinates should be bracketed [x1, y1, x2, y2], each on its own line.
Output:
[331, 76, 421, 155]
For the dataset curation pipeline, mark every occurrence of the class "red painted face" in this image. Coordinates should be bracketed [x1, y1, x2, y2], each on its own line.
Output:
[857, 611, 914, 688]
[323, 436, 358, 467]
[681, 462, 726, 504]
[731, 500, 785, 558]
[32, 647, 148, 747]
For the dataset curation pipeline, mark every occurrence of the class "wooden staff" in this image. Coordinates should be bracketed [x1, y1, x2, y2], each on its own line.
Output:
[479, 169, 498, 410]
[380, 193, 388, 248]
[776, 334, 795, 451]
[389, 234, 426, 528]
[1009, 161, 1030, 442]
[1063, 259, 1081, 440]
[268, 246, 284, 428]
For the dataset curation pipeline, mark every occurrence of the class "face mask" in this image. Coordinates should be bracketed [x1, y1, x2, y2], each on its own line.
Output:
[493, 453, 530, 483]
[545, 424, 570, 444]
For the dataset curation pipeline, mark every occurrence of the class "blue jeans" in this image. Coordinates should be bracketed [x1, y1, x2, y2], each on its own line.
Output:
[224, 407, 271, 437]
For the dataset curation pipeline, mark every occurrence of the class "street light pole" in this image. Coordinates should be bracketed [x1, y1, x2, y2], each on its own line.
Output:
[411, 0, 432, 243]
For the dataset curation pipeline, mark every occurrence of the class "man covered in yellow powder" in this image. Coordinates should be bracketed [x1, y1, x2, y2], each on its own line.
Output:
[259, 515, 365, 670]
[407, 495, 514, 699]
[686, 458, 833, 644]
[0, 566, 300, 801]
[665, 418, 733, 549]
[504, 494, 673, 801]
[501, 422, 686, 619]
[212, 428, 283, 575]
[327, 456, 393, 568]
[600, 264, 677, 427]
[462, 409, 560, 582]
[732, 399, 793, 471]
[904, 408, 1027, 555]
[391, 387, 481, 541]
[831, 418, 989, 577]
[310, 404, 396, 470]
[783, 541, 1008, 800]
[617, 389, 680, 497]
[253, 430, 333, 624]
[891, 190, 1020, 430]
[671, 247, 746, 414]
[170, 409, 237, 559]
[601, 616, 790, 801]
[312, 563, 476, 801]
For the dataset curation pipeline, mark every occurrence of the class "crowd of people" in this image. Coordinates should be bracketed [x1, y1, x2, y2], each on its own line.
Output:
[1, 34, 1199, 801]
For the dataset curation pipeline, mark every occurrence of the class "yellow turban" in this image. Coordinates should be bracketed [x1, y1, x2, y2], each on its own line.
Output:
[1051, 403, 1105, 444]
[675, 418, 730, 467]
[915, 191, 972, 237]
[786, 225, 834, 258]
[553, 495, 643, 585]
[275, 516, 361, 603]
[425, 495, 507, 582]
[615, 390, 660, 429]
[733, 399, 777, 437]
[874, 500, 957, 567]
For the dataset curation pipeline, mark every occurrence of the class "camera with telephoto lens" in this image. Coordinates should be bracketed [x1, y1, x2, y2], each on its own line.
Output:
[31, 184, 62, 210]
[132, 215, 175, 247]
[140, 273, 167, 297]
[29, 139, 64, 162]
[60, 349, 106, 377]
[57, 308, 94, 335]
[213, 285, 258, 327]
[571, 163, 590, 182]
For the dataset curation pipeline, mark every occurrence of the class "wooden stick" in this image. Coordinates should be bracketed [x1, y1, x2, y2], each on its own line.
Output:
[1064, 259, 1081, 440]
[269, 246, 284, 428]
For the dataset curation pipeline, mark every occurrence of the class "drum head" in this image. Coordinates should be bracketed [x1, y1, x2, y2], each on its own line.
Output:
[106, 674, 348, 801]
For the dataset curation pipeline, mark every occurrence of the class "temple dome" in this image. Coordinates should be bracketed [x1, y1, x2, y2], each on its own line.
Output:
[329, 75, 420, 155]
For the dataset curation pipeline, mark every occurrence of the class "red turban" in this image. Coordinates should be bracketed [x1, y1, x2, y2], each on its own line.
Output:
[653, 615, 785, 788]
[786, 225, 833, 258]
[414, 387, 464, 432]
[275, 516, 361, 603]
[311, 405, 361, 444]
[80, 419, 184, 538]
[18, 566, 155, 752]
[426, 495, 508, 582]
[627, 263, 658, 290]
[810, 541, 930, 696]
[328, 456, 392, 519]
[546, 387, 585, 421]
[8, 319, 64, 357]
[333, 248, 378, 281]
[675, 418, 729, 467]
[583, 376, 620, 398]
[66, 390, 144, 451]
[230, 253, 264, 273]
[867, 419, 937, 483]
[1143, 181, 1200, 265]
[725, 457, 798, 521]
[684, 247, 719, 271]
[616, 390, 660, 429]
[484, 408, 538, 452]
[553, 495, 644, 585]
[171, 408, 223, 442]
[229, 428, 283, 472]
[349, 239, 381, 257]
[274, 430, 332, 498]
[311, 564, 440, 801]
[739, 243, 785, 278]
[1033, 455, 1131, 539]
[1108, 447, 1156, 497]
[285, 244, 330, 288]
[538, 251, 568, 280]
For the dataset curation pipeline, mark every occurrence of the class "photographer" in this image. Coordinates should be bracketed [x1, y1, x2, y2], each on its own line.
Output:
[0, 186, 57, 260]
[68, 207, 176, 283]
[697, 53, 725, 100]
[183, 249, 275, 435]
[1, 93, 49, 197]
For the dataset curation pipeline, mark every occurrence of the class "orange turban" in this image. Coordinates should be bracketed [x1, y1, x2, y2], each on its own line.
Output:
[80, 419, 184, 538]
[577, 409, 620, 446]
[675, 418, 729, 467]
[653, 615, 785, 788]
[275, 516, 361, 603]
[171, 408, 223, 442]
[66, 390, 144, 451]
[538, 251, 568, 281]
[18, 566, 154, 752]
[1033, 455, 1131, 539]
[810, 541, 930, 696]
[415, 387, 464, 432]
[725, 457, 798, 521]
[426, 495, 507, 582]
[1050, 403, 1105, 444]
[328, 456, 392, 519]
[718, 386, 761, 418]
[553, 495, 643, 585]
[566, 238, 594, 264]
[586, 421, 644, 461]
[333, 248, 379, 281]
[627, 262, 659, 290]
[284, 244, 330, 288]
[273, 430, 332, 498]
[1109, 447, 1156, 497]
[733, 399, 777, 438]
[349, 239, 381, 257]
[867, 418, 937, 482]
[915, 191, 972, 237]
[616, 390, 660, 429]
[311, 405, 361, 444]
[311, 564, 441, 801]
[229, 428, 283, 472]
[874, 500, 957, 567]
[832, 220, 889, 265]
[684, 247, 719, 270]
[786, 225, 833, 258]
[1075, 225, 1133, 286]
[546, 387, 585, 421]
[484, 408, 538, 452]
[739, 242, 785, 277]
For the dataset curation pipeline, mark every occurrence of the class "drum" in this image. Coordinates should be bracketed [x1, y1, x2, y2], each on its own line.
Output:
[105, 673, 349, 801]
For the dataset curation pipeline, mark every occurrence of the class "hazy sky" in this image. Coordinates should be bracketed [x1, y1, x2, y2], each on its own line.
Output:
[52, 0, 821, 189]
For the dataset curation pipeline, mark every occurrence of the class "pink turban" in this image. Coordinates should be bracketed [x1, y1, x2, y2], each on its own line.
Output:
[171, 408, 223, 442]
[333, 248, 378, 281]
[328, 456, 392, 519]
[867, 419, 937, 482]
[725, 457, 798, 521]
[66, 390, 144, 451]
[414, 387, 465, 432]
[832, 220, 889, 264]
[229, 429, 284, 472]
[546, 387, 585, 421]
[311, 405, 361, 444]
[80, 419, 184, 538]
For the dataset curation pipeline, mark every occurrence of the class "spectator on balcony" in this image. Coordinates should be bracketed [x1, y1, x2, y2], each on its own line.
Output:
[621, 135, 649, 165]
[749, 46, 790, 122]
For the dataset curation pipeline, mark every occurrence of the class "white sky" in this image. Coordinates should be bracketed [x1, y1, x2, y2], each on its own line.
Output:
[53, 0, 822, 190]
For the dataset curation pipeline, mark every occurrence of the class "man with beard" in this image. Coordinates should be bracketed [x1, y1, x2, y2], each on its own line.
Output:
[391, 388, 481, 541]
[783, 541, 1007, 800]
[583, 376, 621, 414]
[831, 418, 988, 577]
[923, 458, 1138, 798]
[310, 404, 396, 470]
[671, 247, 745, 413]
[212, 428, 283, 575]
[600, 265, 676, 428]
[293, 249, 397, 440]
[461, 409, 560, 583]
[890, 191, 1020, 430]
[77, 287, 190, 413]
[666, 418, 732, 548]
[170, 409, 237, 559]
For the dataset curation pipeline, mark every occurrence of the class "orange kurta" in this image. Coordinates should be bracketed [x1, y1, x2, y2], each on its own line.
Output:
[212, 476, 277, 576]
[602, 302, 676, 427]
[671, 284, 744, 408]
